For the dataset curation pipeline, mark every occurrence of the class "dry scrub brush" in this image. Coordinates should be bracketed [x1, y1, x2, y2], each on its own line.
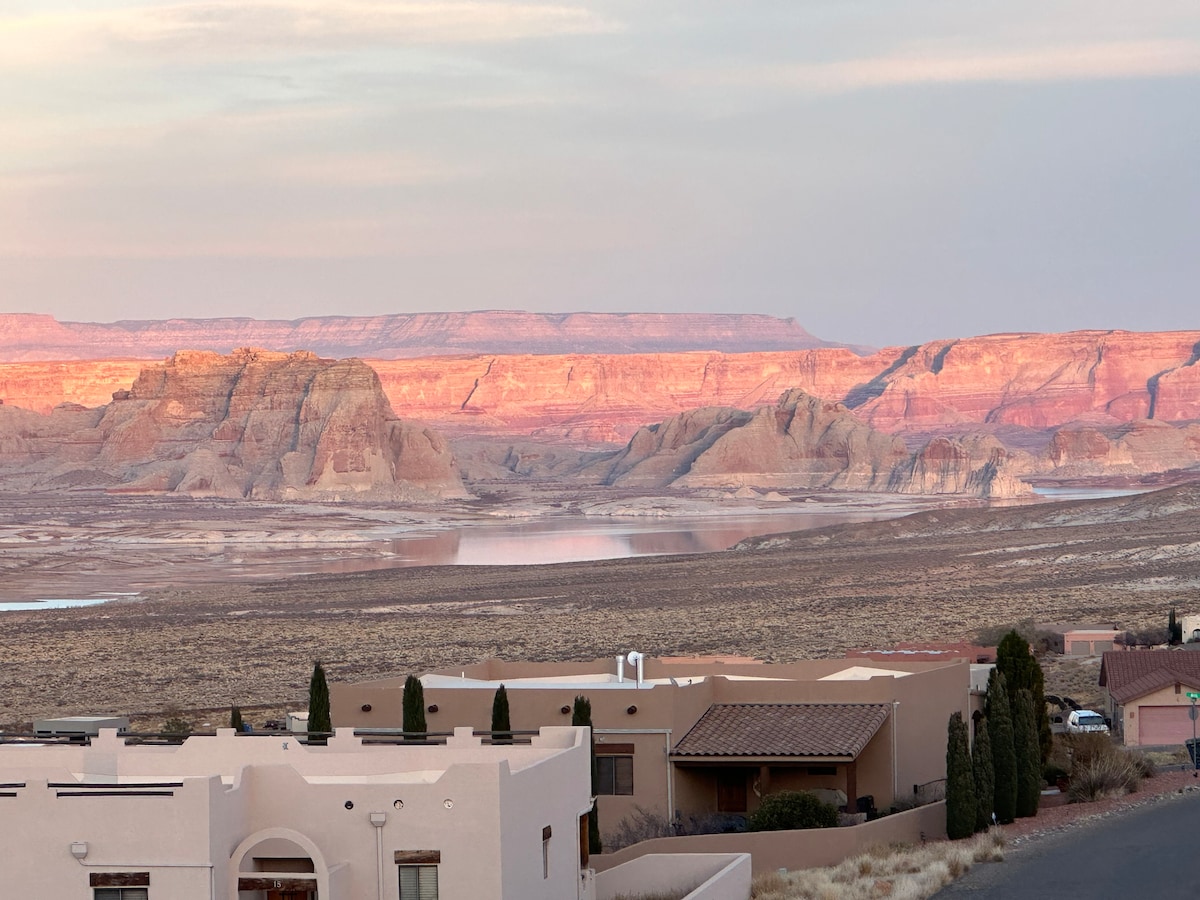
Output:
[751, 829, 1006, 900]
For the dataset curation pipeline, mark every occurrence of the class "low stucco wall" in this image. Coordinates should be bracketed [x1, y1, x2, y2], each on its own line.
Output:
[592, 803, 946, 876]
[596, 853, 751, 900]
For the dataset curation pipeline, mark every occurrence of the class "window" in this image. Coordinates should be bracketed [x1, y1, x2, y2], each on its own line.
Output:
[95, 891, 148, 900]
[398, 865, 438, 900]
[595, 756, 634, 795]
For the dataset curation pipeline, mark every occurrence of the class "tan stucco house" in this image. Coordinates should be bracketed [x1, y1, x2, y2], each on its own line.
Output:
[1100, 650, 1200, 746]
[331, 655, 971, 840]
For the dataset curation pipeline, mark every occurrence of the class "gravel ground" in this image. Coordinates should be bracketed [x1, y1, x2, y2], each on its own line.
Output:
[1000, 768, 1200, 846]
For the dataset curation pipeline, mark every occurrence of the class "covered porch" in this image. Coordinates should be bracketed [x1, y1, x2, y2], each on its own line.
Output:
[670, 703, 894, 819]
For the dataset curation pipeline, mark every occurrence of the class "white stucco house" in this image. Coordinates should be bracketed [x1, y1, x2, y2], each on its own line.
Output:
[0, 725, 596, 900]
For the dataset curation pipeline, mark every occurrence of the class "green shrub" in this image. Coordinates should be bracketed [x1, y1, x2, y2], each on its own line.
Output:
[748, 791, 838, 832]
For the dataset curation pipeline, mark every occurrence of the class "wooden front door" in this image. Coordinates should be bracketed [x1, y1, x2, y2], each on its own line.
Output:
[716, 768, 748, 812]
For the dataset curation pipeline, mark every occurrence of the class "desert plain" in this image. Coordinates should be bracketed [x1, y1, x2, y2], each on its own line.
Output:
[3, 482, 1198, 730]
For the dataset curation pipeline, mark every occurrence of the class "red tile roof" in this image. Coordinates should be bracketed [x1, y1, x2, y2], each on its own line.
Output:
[1100, 650, 1200, 704]
[672, 703, 891, 760]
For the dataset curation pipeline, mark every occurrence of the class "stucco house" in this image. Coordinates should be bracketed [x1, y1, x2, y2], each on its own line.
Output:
[0, 725, 596, 899]
[1100, 650, 1200, 745]
[331, 655, 971, 839]
[1039, 623, 1122, 657]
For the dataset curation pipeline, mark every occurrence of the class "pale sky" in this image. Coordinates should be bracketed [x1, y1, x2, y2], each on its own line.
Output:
[1, 1, 1198, 347]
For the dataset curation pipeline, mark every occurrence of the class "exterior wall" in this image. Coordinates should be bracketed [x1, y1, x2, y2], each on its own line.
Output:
[0, 726, 592, 900]
[596, 853, 751, 900]
[1116, 685, 1200, 746]
[593, 803, 947, 876]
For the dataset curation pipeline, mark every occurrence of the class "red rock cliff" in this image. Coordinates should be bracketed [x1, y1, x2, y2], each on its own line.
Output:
[0, 350, 466, 500]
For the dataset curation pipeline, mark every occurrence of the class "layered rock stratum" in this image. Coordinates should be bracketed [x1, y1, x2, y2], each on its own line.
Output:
[0, 311, 855, 360]
[0, 349, 465, 500]
[3, 325, 1200, 498]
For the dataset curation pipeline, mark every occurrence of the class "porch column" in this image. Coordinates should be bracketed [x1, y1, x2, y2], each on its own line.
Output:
[758, 765, 771, 798]
[844, 761, 858, 814]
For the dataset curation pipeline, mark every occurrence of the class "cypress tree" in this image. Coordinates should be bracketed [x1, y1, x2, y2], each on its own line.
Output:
[1170, 607, 1182, 645]
[997, 630, 1052, 764]
[1014, 689, 1042, 819]
[572, 695, 602, 855]
[490, 684, 512, 743]
[402, 674, 427, 740]
[230, 705, 244, 732]
[945, 711, 977, 840]
[986, 669, 1017, 824]
[972, 717, 995, 833]
[307, 661, 331, 744]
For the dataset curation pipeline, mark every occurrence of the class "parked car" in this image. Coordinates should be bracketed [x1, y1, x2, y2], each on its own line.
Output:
[1065, 709, 1109, 733]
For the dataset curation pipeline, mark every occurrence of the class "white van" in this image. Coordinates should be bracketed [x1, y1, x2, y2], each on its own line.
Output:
[1065, 710, 1109, 733]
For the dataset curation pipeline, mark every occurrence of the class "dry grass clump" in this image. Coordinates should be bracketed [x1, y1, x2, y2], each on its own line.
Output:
[750, 829, 1005, 900]
[1064, 732, 1151, 802]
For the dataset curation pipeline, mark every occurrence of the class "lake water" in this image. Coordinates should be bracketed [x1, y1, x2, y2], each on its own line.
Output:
[0, 486, 1153, 608]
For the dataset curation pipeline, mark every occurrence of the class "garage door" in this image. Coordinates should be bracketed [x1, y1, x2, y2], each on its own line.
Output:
[1138, 706, 1194, 745]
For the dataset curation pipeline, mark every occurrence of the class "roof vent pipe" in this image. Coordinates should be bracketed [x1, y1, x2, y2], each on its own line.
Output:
[616, 655, 625, 683]
[627, 651, 644, 687]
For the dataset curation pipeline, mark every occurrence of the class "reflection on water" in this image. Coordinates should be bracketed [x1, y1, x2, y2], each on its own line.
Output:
[1030, 486, 1148, 501]
[314, 510, 889, 572]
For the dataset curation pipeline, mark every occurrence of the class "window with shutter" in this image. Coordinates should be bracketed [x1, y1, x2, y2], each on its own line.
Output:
[94, 890, 149, 900]
[398, 864, 438, 900]
[595, 755, 634, 795]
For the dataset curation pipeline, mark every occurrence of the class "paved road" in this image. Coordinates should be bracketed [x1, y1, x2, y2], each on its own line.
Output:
[935, 792, 1200, 899]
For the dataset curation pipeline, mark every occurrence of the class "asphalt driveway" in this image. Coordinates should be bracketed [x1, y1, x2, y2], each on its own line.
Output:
[935, 791, 1200, 899]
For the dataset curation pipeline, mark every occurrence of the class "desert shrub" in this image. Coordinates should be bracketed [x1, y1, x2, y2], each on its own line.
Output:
[748, 790, 839, 832]
[161, 705, 193, 737]
[1065, 753, 1137, 801]
[1067, 742, 1143, 803]
[605, 805, 676, 852]
[1127, 749, 1156, 780]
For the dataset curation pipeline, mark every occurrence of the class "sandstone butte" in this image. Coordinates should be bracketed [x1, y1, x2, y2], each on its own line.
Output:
[0, 349, 466, 501]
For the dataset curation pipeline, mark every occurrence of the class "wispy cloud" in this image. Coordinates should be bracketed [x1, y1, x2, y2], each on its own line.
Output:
[0, 1, 620, 68]
[685, 40, 1200, 94]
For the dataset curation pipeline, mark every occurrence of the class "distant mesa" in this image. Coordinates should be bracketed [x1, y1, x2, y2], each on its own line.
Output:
[0, 349, 466, 501]
[0, 311, 866, 361]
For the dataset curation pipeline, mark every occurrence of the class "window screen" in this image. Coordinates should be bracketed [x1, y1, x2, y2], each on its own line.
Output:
[95, 891, 149, 900]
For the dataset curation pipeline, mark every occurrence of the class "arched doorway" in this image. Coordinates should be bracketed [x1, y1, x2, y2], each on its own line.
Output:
[230, 828, 329, 900]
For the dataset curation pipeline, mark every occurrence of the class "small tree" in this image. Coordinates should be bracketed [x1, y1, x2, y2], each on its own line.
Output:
[987, 669, 1018, 824]
[972, 716, 995, 833]
[403, 674, 426, 740]
[1169, 607, 1183, 645]
[308, 661, 331, 744]
[748, 790, 838, 831]
[490, 684, 512, 743]
[229, 705, 244, 732]
[1014, 689, 1042, 819]
[572, 695, 602, 855]
[945, 712, 977, 840]
[162, 705, 193, 739]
